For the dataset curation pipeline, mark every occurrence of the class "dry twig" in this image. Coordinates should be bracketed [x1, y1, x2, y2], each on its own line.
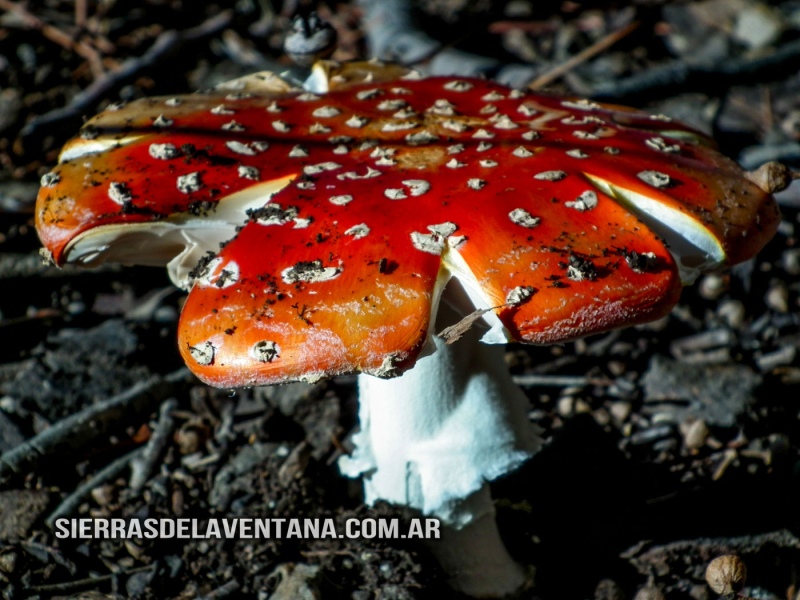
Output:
[0, 0, 106, 77]
[129, 398, 179, 492]
[45, 446, 144, 526]
[528, 21, 641, 90]
[590, 37, 800, 102]
[17, 10, 233, 154]
[0, 370, 189, 482]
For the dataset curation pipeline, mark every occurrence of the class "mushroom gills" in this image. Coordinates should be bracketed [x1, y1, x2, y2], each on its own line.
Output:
[585, 173, 726, 283]
[59, 135, 146, 163]
[63, 175, 295, 289]
[440, 248, 513, 344]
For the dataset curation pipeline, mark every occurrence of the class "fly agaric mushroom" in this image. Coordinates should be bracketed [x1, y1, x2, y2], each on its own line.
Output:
[36, 60, 781, 597]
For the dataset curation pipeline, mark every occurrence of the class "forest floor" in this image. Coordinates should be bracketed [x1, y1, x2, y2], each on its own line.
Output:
[1, 1, 799, 598]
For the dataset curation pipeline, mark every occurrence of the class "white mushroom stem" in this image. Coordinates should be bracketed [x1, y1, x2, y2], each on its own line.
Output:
[428, 485, 530, 597]
[339, 305, 541, 597]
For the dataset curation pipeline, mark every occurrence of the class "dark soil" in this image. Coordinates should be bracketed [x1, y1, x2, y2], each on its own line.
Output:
[1, 1, 799, 599]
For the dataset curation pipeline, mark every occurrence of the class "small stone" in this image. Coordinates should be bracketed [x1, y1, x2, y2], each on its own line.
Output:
[699, 273, 727, 300]
[765, 282, 789, 313]
[732, 5, 783, 50]
[782, 248, 800, 276]
[90, 484, 115, 506]
[681, 418, 709, 450]
[175, 423, 207, 455]
[607, 361, 626, 377]
[266, 563, 321, 600]
[0, 551, 16, 575]
[634, 582, 666, 600]
[595, 578, 625, 600]
[593, 408, 611, 426]
[574, 399, 591, 414]
[557, 396, 575, 417]
[688, 584, 709, 600]
[717, 299, 746, 329]
[609, 401, 632, 423]
[0, 490, 50, 541]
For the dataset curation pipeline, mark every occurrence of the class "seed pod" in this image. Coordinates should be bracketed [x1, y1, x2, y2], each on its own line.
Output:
[705, 555, 747, 595]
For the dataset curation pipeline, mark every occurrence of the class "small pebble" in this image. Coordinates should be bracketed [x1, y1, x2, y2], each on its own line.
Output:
[681, 419, 709, 450]
[782, 248, 800, 275]
[593, 408, 611, 426]
[66, 301, 86, 315]
[609, 402, 632, 423]
[699, 273, 727, 300]
[688, 583, 709, 600]
[0, 552, 16, 575]
[717, 299, 746, 329]
[634, 581, 666, 600]
[154, 305, 178, 323]
[90, 484, 115, 507]
[607, 361, 627, 377]
[557, 396, 575, 417]
[124, 539, 145, 561]
[175, 424, 205, 455]
[595, 578, 625, 600]
[765, 282, 789, 312]
[768, 433, 791, 456]
[732, 5, 784, 50]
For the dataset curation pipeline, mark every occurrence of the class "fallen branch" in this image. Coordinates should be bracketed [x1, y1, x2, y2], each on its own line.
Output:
[17, 10, 233, 153]
[129, 398, 178, 492]
[528, 21, 640, 91]
[0, 0, 106, 77]
[45, 446, 144, 526]
[511, 374, 612, 387]
[589, 37, 800, 103]
[0, 370, 189, 483]
[27, 565, 155, 594]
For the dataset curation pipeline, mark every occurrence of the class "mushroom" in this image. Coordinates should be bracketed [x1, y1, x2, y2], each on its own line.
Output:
[35, 60, 781, 597]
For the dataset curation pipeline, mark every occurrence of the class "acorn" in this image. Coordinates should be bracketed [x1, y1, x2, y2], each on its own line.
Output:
[705, 555, 747, 596]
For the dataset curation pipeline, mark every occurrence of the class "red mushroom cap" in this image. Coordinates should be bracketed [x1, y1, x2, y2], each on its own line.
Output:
[35, 61, 780, 387]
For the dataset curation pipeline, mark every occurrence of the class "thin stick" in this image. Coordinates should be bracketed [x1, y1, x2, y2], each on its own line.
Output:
[28, 565, 155, 594]
[197, 581, 242, 600]
[18, 10, 233, 149]
[0, 0, 105, 77]
[511, 374, 612, 387]
[528, 21, 640, 91]
[45, 446, 144, 527]
[75, 0, 87, 30]
[129, 398, 178, 492]
[0, 370, 188, 482]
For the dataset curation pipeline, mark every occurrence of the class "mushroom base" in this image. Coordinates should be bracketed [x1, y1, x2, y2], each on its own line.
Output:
[339, 335, 541, 524]
[429, 484, 531, 597]
[339, 318, 541, 596]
